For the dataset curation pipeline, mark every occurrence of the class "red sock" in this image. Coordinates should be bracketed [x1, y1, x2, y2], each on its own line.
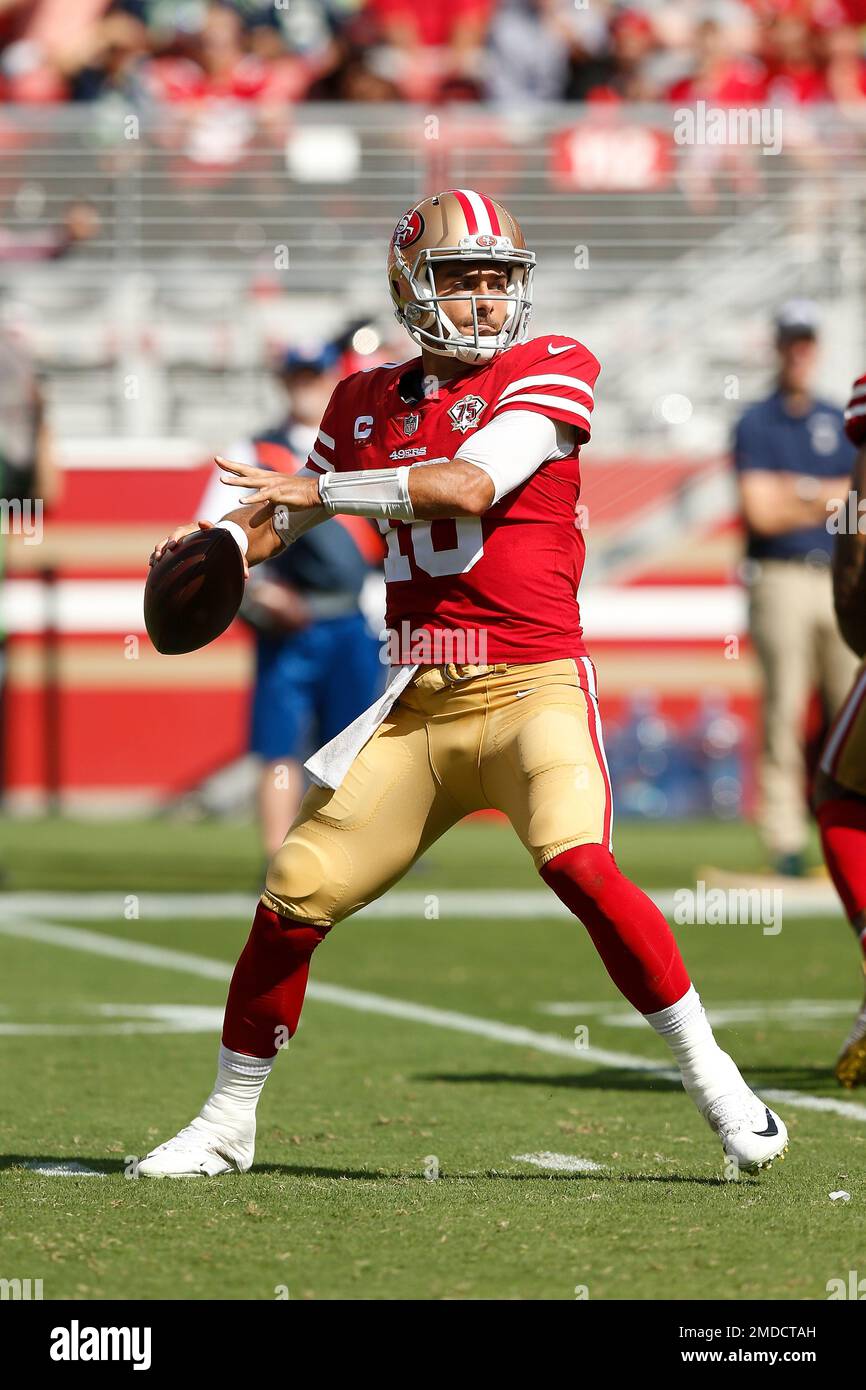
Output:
[817, 799, 866, 941]
[222, 902, 329, 1057]
[541, 843, 691, 1014]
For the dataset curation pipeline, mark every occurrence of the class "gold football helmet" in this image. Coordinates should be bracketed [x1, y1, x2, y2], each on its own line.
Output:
[387, 189, 535, 364]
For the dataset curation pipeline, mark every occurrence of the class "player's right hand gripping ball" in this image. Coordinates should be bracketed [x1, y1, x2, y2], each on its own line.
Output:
[844, 373, 866, 446]
[145, 528, 245, 654]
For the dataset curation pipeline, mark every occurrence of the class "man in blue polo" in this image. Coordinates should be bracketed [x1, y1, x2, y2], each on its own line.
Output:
[733, 300, 858, 876]
[197, 343, 384, 855]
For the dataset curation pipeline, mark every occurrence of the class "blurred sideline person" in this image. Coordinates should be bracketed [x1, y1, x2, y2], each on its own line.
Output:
[815, 371, 866, 1086]
[195, 344, 384, 855]
[733, 300, 858, 877]
[0, 317, 61, 808]
[0, 200, 101, 263]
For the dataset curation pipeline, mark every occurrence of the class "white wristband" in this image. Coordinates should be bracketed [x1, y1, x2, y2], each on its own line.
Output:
[318, 466, 414, 521]
[214, 519, 249, 556]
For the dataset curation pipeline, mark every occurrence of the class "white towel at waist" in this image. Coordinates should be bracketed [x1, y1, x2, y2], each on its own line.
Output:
[304, 665, 419, 790]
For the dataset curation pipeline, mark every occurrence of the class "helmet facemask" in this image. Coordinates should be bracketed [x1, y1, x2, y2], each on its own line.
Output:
[394, 245, 535, 365]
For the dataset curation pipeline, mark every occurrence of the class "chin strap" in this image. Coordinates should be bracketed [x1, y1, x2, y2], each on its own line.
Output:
[318, 466, 415, 521]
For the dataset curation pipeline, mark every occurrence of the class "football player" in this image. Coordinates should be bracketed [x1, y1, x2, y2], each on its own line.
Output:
[141, 189, 787, 1175]
[815, 372, 866, 1087]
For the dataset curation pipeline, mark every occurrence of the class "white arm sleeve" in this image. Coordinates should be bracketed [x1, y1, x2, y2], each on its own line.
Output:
[453, 409, 576, 504]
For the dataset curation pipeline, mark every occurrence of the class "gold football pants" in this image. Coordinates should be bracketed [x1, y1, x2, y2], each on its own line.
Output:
[263, 658, 613, 929]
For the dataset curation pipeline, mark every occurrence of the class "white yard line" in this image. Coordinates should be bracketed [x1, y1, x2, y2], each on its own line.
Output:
[0, 888, 843, 921]
[538, 1000, 859, 1029]
[0, 890, 575, 921]
[0, 1004, 225, 1036]
[22, 1161, 105, 1178]
[0, 893, 261, 922]
[0, 913, 865, 1125]
[512, 1153, 604, 1173]
[0, 916, 233, 981]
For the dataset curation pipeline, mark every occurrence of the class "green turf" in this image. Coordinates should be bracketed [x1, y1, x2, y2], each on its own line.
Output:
[0, 817, 862, 1301]
[0, 812, 824, 892]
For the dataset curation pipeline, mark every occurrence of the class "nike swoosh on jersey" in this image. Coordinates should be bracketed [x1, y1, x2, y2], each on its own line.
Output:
[752, 1108, 779, 1138]
[548, 344, 572, 355]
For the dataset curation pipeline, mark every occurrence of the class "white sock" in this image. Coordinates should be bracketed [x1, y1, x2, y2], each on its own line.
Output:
[195, 1045, 276, 1139]
[645, 985, 744, 1109]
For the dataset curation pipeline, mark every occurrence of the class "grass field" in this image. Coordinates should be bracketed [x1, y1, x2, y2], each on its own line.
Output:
[1, 815, 865, 1302]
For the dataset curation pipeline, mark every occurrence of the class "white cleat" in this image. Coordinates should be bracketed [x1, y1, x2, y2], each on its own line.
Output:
[137, 1119, 254, 1178]
[702, 1090, 788, 1172]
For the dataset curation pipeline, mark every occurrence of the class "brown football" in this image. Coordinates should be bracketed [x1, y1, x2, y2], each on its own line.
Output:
[144, 527, 245, 655]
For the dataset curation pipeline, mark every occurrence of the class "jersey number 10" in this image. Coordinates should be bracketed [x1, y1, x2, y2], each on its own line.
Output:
[378, 458, 485, 582]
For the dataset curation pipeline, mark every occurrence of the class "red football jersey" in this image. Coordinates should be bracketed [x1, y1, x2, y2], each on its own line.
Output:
[304, 334, 600, 663]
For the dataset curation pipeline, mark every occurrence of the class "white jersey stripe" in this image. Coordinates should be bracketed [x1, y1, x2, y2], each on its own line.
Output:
[498, 373, 595, 404]
[317, 429, 336, 451]
[850, 384, 866, 401]
[308, 449, 333, 473]
[457, 187, 493, 234]
[820, 665, 866, 775]
[579, 654, 597, 701]
[494, 392, 592, 426]
[845, 404, 866, 420]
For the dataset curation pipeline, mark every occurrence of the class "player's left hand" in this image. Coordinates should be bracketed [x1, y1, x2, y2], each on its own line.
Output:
[215, 456, 321, 510]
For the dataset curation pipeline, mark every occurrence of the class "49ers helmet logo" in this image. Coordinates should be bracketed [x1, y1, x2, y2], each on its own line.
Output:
[392, 208, 425, 250]
[448, 394, 487, 433]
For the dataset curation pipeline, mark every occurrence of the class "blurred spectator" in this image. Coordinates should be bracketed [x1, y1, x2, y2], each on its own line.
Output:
[733, 301, 858, 877]
[570, 8, 660, 102]
[195, 341, 385, 856]
[0, 201, 101, 262]
[815, 0, 866, 18]
[141, 3, 301, 102]
[367, 0, 492, 53]
[667, 17, 766, 103]
[485, 0, 570, 105]
[366, 0, 493, 100]
[1, 0, 865, 106]
[818, 21, 866, 102]
[59, 12, 150, 103]
[763, 13, 825, 102]
[0, 310, 60, 508]
[305, 40, 402, 100]
[0, 311, 61, 810]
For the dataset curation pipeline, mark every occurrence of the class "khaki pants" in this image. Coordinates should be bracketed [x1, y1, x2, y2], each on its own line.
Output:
[263, 659, 613, 928]
[748, 560, 859, 857]
[820, 659, 866, 796]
